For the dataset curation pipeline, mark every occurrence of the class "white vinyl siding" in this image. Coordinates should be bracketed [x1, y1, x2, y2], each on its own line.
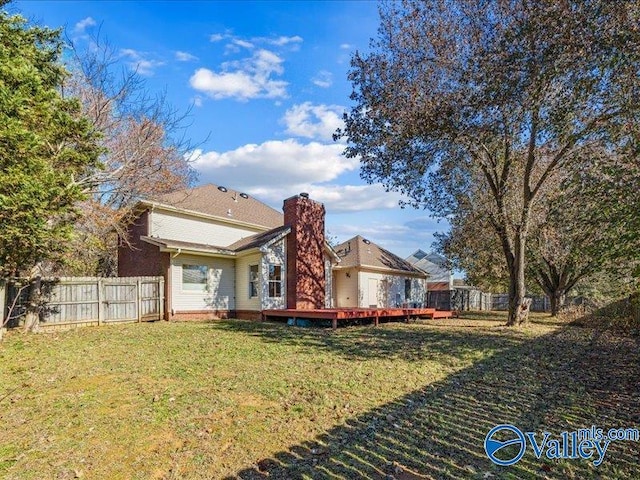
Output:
[171, 254, 235, 311]
[357, 270, 426, 308]
[235, 253, 261, 312]
[333, 269, 359, 308]
[151, 209, 262, 246]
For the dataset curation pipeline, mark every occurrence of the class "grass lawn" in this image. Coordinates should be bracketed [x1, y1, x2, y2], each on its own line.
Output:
[0, 314, 638, 479]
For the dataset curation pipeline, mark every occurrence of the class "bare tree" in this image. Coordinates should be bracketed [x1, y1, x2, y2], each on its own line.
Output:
[60, 33, 197, 275]
[337, 0, 640, 325]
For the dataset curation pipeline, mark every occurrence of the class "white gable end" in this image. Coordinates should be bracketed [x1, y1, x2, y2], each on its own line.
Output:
[151, 209, 264, 247]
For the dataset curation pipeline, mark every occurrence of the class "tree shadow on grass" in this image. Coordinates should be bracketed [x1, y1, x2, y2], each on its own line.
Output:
[211, 319, 528, 363]
[220, 324, 640, 479]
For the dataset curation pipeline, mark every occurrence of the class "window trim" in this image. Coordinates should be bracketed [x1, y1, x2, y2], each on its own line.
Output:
[249, 264, 259, 298]
[268, 264, 282, 298]
[182, 263, 209, 293]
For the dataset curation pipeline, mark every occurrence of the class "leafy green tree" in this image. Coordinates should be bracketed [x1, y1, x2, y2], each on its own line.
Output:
[434, 209, 509, 294]
[338, 0, 640, 325]
[437, 152, 640, 316]
[0, 11, 101, 279]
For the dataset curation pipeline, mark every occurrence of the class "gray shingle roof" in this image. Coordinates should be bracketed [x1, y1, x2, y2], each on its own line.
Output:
[334, 236, 425, 275]
[146, 184, 283, 229]
[227, 226, 291, 252]
[140, 237, 235, 255]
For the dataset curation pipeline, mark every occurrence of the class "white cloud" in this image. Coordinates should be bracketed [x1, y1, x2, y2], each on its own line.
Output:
[283, 102, 344, 141]
[337, 44, 353, 64]
[247, 184, 401, 214]
[211, 33, 302, 52]
[304, 184, 402, 212]
[191, 139, 355, 186]
[233, 39, 254, 49]
[186, 138, 408, 213]
[330, 221, 410, 241]
[210, 33, 227, 42]
[189, 49, 288, 100]
[190, 69, 261, 99]
[225, 38, 255, 54]
[74, 17, 96, 34]
[265, 35, 303, 47]
[175, 51, 198, 62]
[312, 70, 333, 88]
[120, 49, 164, 76]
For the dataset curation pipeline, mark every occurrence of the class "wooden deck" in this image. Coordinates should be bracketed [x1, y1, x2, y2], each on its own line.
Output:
[262, 307, 456, 329]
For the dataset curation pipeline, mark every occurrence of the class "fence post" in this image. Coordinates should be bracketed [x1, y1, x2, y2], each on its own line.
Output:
[159, 277, 165, 321]
[136, 278, 142, 323]
[97, 278, 103, 326]
[0, 278, 6, 332]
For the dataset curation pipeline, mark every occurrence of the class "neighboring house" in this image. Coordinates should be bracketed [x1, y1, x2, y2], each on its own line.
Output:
[118, 184, 339, 320]
[332, 236, 427, 308]
[406, 250, 453, 291]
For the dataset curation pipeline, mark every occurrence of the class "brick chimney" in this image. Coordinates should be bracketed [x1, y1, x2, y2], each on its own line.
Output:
[283, 193, 326, 310]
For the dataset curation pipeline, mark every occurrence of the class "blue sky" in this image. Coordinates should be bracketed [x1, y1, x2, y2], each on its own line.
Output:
[14, 0, 447, 259]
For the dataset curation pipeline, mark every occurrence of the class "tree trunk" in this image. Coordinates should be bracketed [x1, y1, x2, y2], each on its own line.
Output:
[507, 272, 530, 325]
[507, 231, 529, 326]
[549, 290, 566, 317]
[23, 267, 42, 332]
[516, 297, 532, 324]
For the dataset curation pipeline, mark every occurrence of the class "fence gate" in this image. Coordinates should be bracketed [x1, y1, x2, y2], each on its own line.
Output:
[103, 280, 138, 322]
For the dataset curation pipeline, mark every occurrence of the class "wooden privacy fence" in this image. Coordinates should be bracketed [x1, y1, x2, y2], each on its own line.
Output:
[425, 289, 551, 312]
[491, 293, 550, 312]
[426, 288, 493, 311]
[3, 276, 164, 329]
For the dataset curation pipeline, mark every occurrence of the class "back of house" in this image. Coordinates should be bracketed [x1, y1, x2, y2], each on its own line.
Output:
[118, 184, 337, 320]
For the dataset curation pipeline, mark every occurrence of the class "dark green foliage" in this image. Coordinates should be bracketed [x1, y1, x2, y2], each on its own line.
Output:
[0, 11, 101, 276]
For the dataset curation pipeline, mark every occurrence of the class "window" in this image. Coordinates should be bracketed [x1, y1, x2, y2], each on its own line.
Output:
[182, 264, 208, 291]
[268, 264, 282, 298]
[405, 279, 412, 299]
[249, 264, 259, 298]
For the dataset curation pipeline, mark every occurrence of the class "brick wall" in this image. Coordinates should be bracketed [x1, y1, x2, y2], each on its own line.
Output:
[169, 310, 231, 321]
[118, 209, 171, 318]
[283, 195, 326, 309]
[118, 210, 167, 276]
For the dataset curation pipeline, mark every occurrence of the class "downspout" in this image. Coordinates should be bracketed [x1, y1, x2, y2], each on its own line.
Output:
[147, 206, 154, 235]
[168, 248, 181, 319]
